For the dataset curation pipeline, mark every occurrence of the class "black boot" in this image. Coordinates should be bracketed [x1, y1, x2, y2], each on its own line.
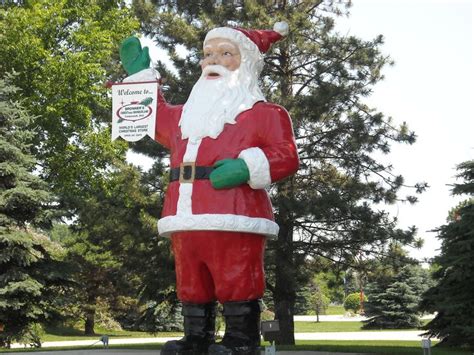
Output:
[208, 300, 261, 355]
[161, 302, 216, 355]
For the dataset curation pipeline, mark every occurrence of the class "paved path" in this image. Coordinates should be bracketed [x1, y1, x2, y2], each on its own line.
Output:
[294, 314, 435, 322]
[295, 331, 432, 341]
[294, 315, 368, 322]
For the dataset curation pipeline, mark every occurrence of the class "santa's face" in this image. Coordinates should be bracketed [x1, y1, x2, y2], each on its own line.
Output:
[179, 37, 264, 142]
[201, 38, 241, 75]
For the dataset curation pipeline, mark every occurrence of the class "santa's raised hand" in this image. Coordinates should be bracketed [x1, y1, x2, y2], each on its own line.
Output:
[120, 36, 151, 75]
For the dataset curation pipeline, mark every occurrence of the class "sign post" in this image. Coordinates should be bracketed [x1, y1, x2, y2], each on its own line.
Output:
[111, 81, 158, 142]
[261, 320, 280, 355]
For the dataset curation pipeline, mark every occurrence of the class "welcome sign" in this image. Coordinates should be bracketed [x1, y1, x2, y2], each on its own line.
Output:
[111, 81, 158, 142]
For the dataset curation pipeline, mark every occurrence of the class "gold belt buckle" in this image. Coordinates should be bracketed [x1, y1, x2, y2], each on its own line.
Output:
[179, 162, 196, 183]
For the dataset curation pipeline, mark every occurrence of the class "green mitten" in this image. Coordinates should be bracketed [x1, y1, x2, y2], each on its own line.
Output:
[210, 158, 250, 189]
[119, 37, 151, 75]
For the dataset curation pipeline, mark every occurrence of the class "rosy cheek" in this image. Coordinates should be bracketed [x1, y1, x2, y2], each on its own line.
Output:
[226, 59, 236, 69]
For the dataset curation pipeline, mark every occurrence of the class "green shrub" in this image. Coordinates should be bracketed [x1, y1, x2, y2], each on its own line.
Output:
[344, 292, 366, 313]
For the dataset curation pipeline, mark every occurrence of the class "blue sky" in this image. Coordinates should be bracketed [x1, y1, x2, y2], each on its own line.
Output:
[135, 0, 473, 261]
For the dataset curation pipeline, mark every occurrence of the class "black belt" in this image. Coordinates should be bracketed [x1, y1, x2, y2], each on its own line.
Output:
[170, 163, 214, 183]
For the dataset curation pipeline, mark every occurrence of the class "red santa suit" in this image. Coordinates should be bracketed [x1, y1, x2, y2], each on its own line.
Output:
[154, 93, 299, 304]
[119, 22, 298, 355]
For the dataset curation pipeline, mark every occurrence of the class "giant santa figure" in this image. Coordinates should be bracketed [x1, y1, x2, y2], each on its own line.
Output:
[120, 22, 299, 355]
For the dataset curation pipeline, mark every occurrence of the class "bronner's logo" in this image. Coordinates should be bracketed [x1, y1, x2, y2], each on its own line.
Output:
[116, 97, 154, 123]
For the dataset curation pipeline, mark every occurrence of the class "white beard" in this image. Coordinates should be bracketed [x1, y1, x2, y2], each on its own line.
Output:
[179, 64, 265, 142]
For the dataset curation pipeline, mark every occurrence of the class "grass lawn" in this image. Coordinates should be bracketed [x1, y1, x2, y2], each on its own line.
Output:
[293, 321, 429, 332]
[40, 321, 419, 342]
[279, 340, 472, 355]
[1, 341, 472, 354]
[40, 321, 426, 341]
[2, 319, 469, 354]
[325, 304, 345, 315]
[41, 325, 182, 342]
[295, 321, 364, 332]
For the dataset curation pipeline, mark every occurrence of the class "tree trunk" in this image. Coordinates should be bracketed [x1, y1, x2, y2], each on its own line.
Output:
[273, 178, 296, 345]
[274, 219, 296, 345]
[84, 310, 95, 335]
[84, 296, 96, 335]
[273, 20, 297, 346]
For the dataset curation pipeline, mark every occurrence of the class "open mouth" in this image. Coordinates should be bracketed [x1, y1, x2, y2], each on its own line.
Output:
[206, 72, 221, 79]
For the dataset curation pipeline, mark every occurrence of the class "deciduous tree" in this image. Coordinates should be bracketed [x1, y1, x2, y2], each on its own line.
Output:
[0, 0, 138, 208]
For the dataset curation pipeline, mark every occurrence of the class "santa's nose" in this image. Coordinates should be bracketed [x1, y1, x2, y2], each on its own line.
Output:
[206, 55, 218, 65]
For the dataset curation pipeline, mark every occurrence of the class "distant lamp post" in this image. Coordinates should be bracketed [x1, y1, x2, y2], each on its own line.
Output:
[355, 251, 368, 315]
[359, 287, 365, 315]
[421, 338, 431, 355]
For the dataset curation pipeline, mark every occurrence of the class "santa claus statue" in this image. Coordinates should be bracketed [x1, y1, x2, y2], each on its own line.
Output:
[120, 22, 299, 355]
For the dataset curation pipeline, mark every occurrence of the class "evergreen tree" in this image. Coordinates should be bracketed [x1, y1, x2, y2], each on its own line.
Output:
[131, 0, 426, 343]
[60, 162, 176, 334]
[364, 264, 429, 329]
[0, 74, 68, 348]
[421, 161, 474, 346]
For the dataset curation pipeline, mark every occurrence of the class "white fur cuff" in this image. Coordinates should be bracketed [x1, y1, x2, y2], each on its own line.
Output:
[158, 213, 279, 238]
[238, 147, 271, 189]
[123, 68, 160, 83]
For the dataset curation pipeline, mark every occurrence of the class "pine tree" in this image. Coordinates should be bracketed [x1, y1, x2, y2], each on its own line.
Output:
[364, 264, 429, 329]
[0, 74, 67, 348]
[131, 1, 426, 343]
[421, 161, 474, 346]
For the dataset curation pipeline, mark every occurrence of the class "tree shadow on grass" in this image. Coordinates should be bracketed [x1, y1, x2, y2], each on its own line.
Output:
[43, 325, 85, 337]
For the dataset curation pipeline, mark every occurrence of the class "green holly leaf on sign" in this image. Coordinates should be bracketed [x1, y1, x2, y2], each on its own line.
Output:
[139, 97, 153, 106]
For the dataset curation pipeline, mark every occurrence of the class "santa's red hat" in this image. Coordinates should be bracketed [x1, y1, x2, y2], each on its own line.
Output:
[205, 22, 289, 55]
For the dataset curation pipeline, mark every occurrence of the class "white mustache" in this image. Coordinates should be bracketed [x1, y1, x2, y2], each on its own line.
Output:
[201, 65, 231, 77]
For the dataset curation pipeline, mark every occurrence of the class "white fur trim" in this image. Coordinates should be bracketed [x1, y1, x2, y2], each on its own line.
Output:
[206, 27, 259, 54]
[176, 184, 193, 215]
[123, 68, 160, 83]
[238, 147, 271, 189]
[158, 214, 279, 237]
[182, 138, 201, 161]
[175, 139, 202, 215]
[274, 22, 289, 36]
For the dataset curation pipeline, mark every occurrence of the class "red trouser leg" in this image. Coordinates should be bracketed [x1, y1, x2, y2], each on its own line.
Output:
[171, 230, 266, 304]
